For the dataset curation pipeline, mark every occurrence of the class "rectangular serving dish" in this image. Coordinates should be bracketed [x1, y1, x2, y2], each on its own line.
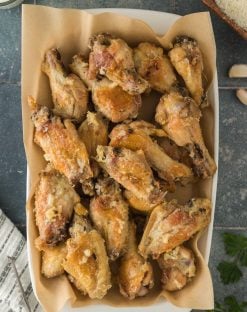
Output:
[25, 8, 219, 312]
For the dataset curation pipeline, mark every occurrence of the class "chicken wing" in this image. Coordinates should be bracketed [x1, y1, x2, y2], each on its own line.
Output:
[155, 89, 216, 178]
[29, 97, 93, 185]
[110, 121, 193, 187]
[168, 37, 206, 106]
[34, 165, 82, 246]
[90, 176, 129, 260]
[158, 245, 196, 291]
[118, 221, 154, 299]
[134, 42, 177, 93]
[88, 33, 149, 94]
[63, 230, 111, 299]
[96, 145, 165, 206]
[70, 54, 93, 89]
[91, 78, 142, 123]
[35, 238, 67, 278]
[138, 198, 211, 258]
[41, 48, 88, 121]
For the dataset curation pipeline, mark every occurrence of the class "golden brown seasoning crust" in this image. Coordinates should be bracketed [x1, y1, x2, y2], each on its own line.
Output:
[124, 190, 156, 213]
[35, 238, 67, 278]
[92, 78, 142, 123]
[138, 198, 211, 259]
[63, 230, 112, 299]
[42, 48, 89, 121]
[155, 89, 216, 179]
[90, 177, 129, 260]
[158, 245, 196, 291]
[168, 36, 206, 107]
[69, 54, 93, 90]
[88, 33, 149, 95]
[134, 42, 177, 93]
[34, 166, 81, 246]
[118, 221, 154, 299]
[110, 121, 193, 187]
[95, 145, 165, 206]
[29, 97, 93, 185]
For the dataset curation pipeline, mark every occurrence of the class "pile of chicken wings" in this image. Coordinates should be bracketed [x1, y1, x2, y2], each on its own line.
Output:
[30, 33, 216, 300]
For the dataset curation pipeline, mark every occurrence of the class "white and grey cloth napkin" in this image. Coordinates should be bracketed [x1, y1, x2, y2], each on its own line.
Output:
[0, 209, 41, 312]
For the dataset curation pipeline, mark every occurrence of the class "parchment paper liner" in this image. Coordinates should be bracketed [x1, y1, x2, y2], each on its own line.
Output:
[22, 5, 216, 311]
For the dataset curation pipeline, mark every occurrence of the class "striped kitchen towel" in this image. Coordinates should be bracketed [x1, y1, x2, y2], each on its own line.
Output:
[0, 209, 41, 312]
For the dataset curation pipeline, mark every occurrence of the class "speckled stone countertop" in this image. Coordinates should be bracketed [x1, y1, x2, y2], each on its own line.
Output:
[0, 0, 246, 309]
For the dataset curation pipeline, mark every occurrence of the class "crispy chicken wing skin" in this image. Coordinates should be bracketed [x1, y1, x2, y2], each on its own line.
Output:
[124, 190, 155, 213]
[134, 42, 177, 93]
[118, 221, 154, 299]
[63, 230, 111, 299]
[92, 78, 142, 123]
[168, 37, 206, 106]
[110, 121, 193, 187]
[90, 177, 129, 260]
[29, 97, 93, 184]
[155, 90, 216, 178]
[34, 166, 81, 246]
[158, 245, 196, 291]
[41, 49, 88, 121]
[70, 54, 93, 90]
[95, 145, 165, 206]
[88, 33, 149, 95]
[138, 198, 211, 258]
[35, 239, 67, 278]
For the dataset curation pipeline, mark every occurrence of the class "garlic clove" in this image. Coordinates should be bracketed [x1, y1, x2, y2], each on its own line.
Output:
[229, 64, 247, 78]
[236, 89, 247, 106]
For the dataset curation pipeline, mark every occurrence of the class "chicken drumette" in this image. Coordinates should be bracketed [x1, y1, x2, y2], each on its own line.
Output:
[42, 48, 88, 122]
[34, 165, 82, 246]
[134, 42, 177, 93]
[95, 145, 165, 206]
[88, 33, 149, 95]
[158, 245, 196, 291]
[138, 198, 211, 259]
[90, 176, 129, 260]
[168, 37, 206, 106]
[110, 121, 193, 188]
[29, 97, 93, 185]
[118, 221, 154, 299]
[63, 212, 112, 299]
[155, 89, 216, 179]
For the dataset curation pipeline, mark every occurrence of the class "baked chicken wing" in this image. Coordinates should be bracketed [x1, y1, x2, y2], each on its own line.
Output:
[35, 239, 67, 278]
[134, 42, 177, 93]
[34, 166, 82, 246]
[168, 37, 206, 106]
[29, 97, 93, 185]
[155, 89, 216, 178]
[138, 198, 211, 258]
[95, 145, 165, 206]
[90, 176, 129, 260]
[110, 121, 193, 187]
[92, 78, 142, 123]
[118, 221, 154, 299]
[42, 48, 88, 121]
[63, 230, 112, 299]
[158, 245, 196, 291]
[88, 33, 149, 94]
